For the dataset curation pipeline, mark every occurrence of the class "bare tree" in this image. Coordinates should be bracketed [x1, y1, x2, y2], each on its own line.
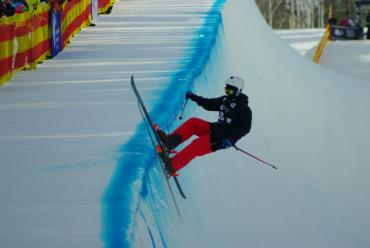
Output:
[255, 0, 285, 27]
[307, 0, 315, 28]
[255, 0, 358, 29]
[316, 0, 323, 27]
[328, 0, 334, 18]
[289, 0, 297, 28]
[268, 0, 284, 27]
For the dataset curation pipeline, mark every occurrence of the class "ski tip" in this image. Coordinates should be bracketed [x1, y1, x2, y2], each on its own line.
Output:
[270, 164, 277, 170]
[153, 124, 159, 130]
[170, 172, 180, 177]
[156, 145, 163, 153]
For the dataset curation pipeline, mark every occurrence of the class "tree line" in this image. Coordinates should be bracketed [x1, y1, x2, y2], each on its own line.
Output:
[255, 0, 361, 29]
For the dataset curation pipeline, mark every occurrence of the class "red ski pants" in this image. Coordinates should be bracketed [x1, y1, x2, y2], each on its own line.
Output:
[170, 117, 213, 171]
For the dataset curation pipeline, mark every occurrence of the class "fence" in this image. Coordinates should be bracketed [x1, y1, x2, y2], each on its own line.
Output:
[0, 0, 115, 85]
[330, 25, 364, 41]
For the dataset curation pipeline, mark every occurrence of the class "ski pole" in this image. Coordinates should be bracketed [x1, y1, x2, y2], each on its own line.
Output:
[178, 98, 189, 120]
[233, 145, 277, 170]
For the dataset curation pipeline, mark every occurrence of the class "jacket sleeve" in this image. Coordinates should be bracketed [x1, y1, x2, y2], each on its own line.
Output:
[192, 95, 224, 111]
[230, 105, 252, 143]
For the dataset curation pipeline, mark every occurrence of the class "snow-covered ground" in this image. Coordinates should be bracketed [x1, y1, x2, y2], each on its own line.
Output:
[275, 28, 325, 55]
[2, 0, 370, 248]
[307, 40, 370, 82]
[172, 3, 370, 247]
[276, 28, 370, 83]
[0, 0, 223, 247]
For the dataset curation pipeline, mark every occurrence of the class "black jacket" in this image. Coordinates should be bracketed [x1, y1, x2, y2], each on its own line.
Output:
[192, 93, 252, 151]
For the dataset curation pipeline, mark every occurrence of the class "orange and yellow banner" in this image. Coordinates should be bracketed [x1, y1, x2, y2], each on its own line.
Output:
[61, 0, 91, 49]
[0, 3, 51, 84]
[0, 0, 115, 86]
[99, 0, 115, 13]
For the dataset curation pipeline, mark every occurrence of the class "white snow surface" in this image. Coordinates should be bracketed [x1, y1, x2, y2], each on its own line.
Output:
[275, 28, 325, 55]
[0, 0, 218, 247]
[307, 40, 370, 82]
[277, 28, 370, 83]
[1, 0, 370, 248]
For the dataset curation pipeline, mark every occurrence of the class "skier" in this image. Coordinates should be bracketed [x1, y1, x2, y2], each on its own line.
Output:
[156, 76, 252, 175]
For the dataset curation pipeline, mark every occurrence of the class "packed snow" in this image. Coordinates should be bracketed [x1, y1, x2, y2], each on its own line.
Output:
[275, 28, 325, 55]
[306, 39, 370, 82]
[1, 0, 370, 248]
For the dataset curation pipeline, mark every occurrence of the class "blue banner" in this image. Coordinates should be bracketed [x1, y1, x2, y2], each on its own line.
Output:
[50, 8, 62, 58]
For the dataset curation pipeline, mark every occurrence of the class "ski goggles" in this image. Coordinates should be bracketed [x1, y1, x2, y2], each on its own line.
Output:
[225, 85, 237, 96]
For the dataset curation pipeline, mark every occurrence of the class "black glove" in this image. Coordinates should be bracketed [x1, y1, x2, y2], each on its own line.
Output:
[220, 138, 234, 149]
[185, 91, 197, 101]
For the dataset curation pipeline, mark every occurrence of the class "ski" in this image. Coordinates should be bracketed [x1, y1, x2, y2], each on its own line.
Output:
[130, 75, 187, 201]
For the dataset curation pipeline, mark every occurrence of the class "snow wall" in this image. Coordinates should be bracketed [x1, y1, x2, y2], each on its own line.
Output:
[104, 1, 370, 247]
[102, 1, 226, 247]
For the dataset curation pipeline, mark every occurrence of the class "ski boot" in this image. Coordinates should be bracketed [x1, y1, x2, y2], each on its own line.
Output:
[153, 125, 182, 151]
[156, 146, 179, 177]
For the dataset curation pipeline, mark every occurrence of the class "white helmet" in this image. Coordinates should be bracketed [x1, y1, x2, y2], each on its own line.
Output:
[226, 76, 244, 95]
